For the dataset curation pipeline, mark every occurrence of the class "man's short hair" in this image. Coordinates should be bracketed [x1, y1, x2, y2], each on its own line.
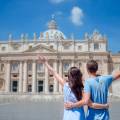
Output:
[87, 60, 98, 73]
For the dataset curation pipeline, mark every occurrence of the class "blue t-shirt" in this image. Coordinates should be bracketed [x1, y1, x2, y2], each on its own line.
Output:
[84, 75, 114, 120]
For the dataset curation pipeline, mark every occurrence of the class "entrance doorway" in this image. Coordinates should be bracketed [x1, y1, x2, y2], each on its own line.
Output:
[37, 81, 43, 92]
[49, 84, 53, 92]
[12, 81, 18, 92]
[28, 85, 32, 92]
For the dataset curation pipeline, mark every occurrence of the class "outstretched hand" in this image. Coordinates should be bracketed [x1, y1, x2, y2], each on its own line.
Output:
[37, 55, 65, 87]
[37, 54, 48, 64]
[37, 54, 54, 74]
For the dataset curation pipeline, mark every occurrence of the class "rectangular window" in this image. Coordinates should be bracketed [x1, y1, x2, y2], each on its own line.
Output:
[94, 43, 99, 50]
[78, 45, 82, 50]
[11, 81, 18, 92]
[28, 63, 32, 71]
[37, 63, 44, 72]
[1, 46, 6, 51]
[11, 63, 19, 72]
[49, 84, 53, 92]
[63, 63, 70, 72]
[37, 81, 43, 92]
[28, 85, 32, 92]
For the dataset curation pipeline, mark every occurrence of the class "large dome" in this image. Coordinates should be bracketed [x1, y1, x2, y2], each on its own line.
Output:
[43, 29, 66, 40]
[40, 19, 66, 40]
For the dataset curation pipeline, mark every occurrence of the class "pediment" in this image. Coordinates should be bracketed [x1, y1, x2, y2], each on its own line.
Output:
[23, 43, 56, 53]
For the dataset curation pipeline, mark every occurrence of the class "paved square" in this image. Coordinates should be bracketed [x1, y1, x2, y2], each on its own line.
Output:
[0, 98, 120, 120]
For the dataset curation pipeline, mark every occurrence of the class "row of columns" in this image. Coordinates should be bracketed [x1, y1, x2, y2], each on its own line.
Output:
[5, 60, 63, 94]
[5, 60, 109, 94]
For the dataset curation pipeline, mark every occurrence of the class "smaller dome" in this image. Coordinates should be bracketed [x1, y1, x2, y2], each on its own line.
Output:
[92, 29, 103, 40]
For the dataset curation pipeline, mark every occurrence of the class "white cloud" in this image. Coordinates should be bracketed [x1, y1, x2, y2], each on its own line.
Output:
[70, 6, 84, 26]
[50, 0, 65, 4]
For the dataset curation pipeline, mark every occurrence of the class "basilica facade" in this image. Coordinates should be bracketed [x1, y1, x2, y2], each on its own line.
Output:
[0, 18, 119, 95]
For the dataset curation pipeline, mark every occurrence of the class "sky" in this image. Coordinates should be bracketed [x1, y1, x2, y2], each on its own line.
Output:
[0, 0, 120, 53]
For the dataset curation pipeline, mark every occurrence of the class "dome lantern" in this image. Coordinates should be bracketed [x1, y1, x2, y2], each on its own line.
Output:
[48, 20, 58, 30]
[48, 14, 58, 30]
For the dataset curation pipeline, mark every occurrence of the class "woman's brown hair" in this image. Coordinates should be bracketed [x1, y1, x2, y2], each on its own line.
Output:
[68, 67, 84, 101]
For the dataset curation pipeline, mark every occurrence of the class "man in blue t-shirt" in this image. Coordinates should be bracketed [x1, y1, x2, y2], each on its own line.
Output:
[65, 60, 120, 120]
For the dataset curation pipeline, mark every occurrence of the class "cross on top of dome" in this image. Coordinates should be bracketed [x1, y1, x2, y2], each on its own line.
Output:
[52, 14, 55, 19]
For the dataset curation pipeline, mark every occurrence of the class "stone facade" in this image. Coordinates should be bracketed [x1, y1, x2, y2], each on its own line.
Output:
[0, 18, 118, 95]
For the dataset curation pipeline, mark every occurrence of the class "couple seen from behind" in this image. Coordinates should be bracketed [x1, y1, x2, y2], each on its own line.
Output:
[38, 55, 120, 120]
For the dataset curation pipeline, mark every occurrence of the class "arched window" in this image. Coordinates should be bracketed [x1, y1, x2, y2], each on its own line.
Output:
[50, 45, 53, 49]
